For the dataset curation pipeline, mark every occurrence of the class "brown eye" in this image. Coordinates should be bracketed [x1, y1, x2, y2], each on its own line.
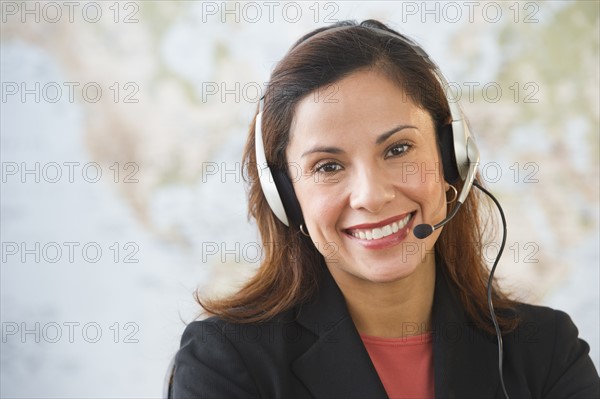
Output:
[385, 143, 410, 158]
[315, 162, 342, 174]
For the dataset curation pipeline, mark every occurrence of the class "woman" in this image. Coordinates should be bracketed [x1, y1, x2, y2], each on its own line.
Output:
[172, 20, 599, 398]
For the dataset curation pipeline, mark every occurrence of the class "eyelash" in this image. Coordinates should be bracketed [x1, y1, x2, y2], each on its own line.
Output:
[385, 142, 412, 158]
[313, 161, 342, 174]
[312, 142, 412, 174]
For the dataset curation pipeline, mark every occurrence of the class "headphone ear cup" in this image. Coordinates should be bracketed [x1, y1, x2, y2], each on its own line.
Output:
[439, 124, 460, 184]
[271, 168, 305, 228]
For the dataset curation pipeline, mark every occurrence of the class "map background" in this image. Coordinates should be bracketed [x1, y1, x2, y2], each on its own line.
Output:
[1, 1, 598, 397]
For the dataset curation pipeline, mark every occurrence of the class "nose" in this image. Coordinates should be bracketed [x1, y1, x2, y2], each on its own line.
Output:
[348, 166, 396, 213]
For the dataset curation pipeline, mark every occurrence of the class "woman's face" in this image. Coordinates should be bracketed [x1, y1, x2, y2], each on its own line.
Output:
[286, 69, 449, 285]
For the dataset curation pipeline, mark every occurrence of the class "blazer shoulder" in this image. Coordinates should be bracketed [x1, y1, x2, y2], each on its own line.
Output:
[513, 302, 569, 323]
[507, 303, 600, 398]
[172, 310, 306, 398]
[172, 317, 260, 398]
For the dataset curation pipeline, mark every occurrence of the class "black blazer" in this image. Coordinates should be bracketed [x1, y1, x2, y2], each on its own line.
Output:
[172, 265, 600, 398]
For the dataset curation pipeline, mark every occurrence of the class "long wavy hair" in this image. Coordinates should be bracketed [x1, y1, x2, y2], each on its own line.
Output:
[198, 19, 518, 334]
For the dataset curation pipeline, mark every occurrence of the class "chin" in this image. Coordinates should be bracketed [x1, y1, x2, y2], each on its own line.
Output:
[358, 263, 419, 284]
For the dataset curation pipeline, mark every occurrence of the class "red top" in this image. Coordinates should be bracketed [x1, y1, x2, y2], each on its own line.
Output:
[360, 333, 434, 399]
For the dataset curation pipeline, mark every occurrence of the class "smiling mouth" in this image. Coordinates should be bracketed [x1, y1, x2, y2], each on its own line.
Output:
[345, 212, 415, 241]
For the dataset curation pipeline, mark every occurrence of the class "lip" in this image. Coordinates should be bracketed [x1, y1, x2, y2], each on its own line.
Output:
[343, 211, 416, 250]
[344, 211, 415, 231]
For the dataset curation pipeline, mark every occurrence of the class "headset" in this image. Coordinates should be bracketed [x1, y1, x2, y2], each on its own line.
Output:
[255, 25, 480, 237]
[253, 25, 510, 399]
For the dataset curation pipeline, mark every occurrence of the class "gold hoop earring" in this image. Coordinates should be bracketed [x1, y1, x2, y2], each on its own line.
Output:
[299, 224, 310, 237]
[446, 185, 458, 204]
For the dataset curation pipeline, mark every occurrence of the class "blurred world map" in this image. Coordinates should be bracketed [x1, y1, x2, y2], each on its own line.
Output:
[1, 1, 598, 397]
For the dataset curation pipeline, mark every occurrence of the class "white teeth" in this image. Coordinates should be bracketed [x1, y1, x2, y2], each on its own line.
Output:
[382, 225, 392, 236]
[350, 214, 412, 241]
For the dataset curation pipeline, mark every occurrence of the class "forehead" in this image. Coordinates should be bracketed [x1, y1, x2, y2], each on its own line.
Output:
[289, 69, 434, 142]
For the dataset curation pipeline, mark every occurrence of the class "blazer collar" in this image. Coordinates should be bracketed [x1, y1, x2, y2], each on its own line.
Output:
[291, 264, 502, 399]
[431, 265, 501, 398]
[292, 266, 388, 398]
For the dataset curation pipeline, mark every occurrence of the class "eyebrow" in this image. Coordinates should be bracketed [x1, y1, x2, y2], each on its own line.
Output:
[300, 124, 418, 158]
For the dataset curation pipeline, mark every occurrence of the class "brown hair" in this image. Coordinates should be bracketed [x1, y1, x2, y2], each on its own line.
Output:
[198, 19, 518, 334]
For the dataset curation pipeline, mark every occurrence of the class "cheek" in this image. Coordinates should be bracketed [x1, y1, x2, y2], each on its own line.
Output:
[392, 160, 446, 202]
[402, 162, 447, 244]
[294, 180, 344, 234]
[392, 157, 444, 185]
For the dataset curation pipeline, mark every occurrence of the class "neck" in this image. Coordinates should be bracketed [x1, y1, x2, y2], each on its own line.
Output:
[329, 255, 436, 338]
